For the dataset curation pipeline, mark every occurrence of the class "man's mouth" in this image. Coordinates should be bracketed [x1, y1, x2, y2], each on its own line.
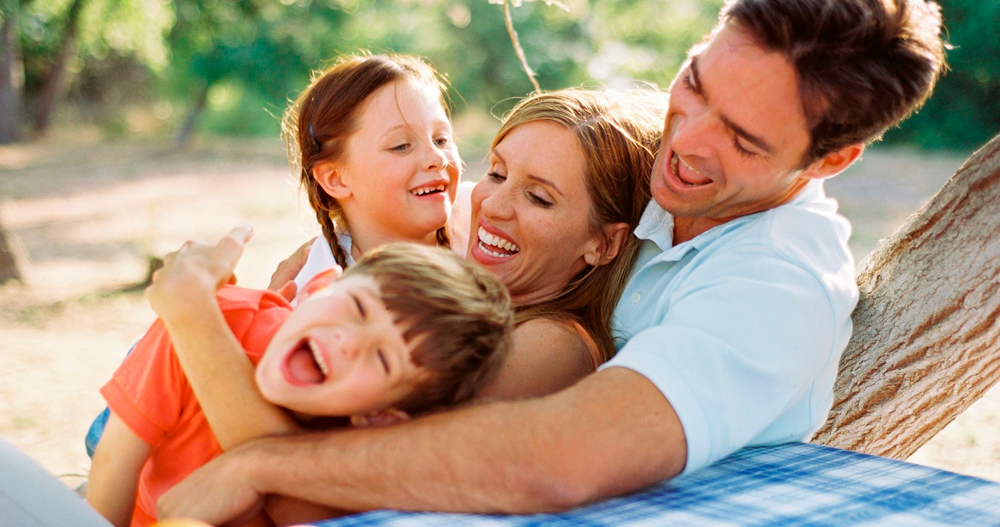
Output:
[411, 183, 447, 197]
[477, 226, 520, 258]
[670, 151, 712, 187]
[283, 338, 328, 385]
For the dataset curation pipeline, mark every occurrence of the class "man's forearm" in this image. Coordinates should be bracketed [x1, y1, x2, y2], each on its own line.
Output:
[239, 367, 687, 514]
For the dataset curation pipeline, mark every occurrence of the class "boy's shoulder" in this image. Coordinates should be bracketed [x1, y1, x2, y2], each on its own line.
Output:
[216, 285, 293, 314]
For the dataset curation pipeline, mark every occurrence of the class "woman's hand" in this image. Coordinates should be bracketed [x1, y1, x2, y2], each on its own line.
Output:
[146, 225, 253, 323]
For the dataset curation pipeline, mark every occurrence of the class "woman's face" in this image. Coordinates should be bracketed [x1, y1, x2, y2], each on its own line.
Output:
[467, 121, 605, 306]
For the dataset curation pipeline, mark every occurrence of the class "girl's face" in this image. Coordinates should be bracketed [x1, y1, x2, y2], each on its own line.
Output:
[316, 80, 461, 247]
[467, 121, 606, 306]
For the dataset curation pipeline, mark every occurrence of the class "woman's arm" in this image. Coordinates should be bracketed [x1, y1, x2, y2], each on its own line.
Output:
[87, 412, 152, 527]
[145, 227, 300, 449]
[478, 317, 596, 400]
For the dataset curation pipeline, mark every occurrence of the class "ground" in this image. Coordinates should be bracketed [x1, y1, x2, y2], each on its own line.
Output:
[0, 134, 997, 497]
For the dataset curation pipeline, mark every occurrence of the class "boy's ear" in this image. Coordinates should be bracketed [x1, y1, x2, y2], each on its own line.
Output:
[350, 408, 411, 428]
[312, 161, 352, 199]
[583, 222, 630, 267]
[298, 266, 342, 303]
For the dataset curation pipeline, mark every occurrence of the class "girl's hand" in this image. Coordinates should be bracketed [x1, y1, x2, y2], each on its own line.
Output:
[146, 225, 253, 323]
[268, 237, 315, 300]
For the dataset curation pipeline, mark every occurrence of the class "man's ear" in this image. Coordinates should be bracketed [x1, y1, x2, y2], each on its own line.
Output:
[802, 143, 864, 180]
[583, 222, 630, 267]
[350, 408, 411, 428]
[312, 161, 352, 199]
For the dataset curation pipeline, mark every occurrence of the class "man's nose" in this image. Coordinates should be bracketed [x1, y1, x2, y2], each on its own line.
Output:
[670, 108, 721, 159]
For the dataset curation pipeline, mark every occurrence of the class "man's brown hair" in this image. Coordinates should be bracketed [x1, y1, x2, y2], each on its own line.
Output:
[342, 243, 514, 414]
[721, 0, 946, 163]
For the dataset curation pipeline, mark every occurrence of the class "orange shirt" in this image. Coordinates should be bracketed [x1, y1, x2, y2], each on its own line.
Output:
[101, 286, 291, 527]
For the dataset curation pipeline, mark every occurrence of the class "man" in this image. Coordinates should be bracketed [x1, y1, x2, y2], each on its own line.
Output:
[158, 0, 946, 522]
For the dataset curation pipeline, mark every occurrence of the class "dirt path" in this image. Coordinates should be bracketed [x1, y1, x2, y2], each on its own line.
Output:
[0, 137, 996, 493]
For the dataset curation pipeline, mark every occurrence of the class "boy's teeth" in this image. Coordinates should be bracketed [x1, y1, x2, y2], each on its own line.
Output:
[308, 339, 329, 377]
[477, 227, 520, 253]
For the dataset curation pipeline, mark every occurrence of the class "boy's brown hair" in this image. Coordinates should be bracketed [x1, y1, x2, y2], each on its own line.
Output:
[342, 243, 514, 414]
[721, 0, 946, 165]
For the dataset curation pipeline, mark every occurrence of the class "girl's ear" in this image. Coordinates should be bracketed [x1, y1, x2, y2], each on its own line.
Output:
[583, 222, 630, 267]
[312, 161, 352, 200]
[350, 408, 411, 428]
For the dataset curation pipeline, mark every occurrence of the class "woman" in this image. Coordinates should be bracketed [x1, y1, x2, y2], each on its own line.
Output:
[90, 88, 666, 525]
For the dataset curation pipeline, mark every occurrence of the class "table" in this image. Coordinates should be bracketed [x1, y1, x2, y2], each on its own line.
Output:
[312, 442, 1000, 526]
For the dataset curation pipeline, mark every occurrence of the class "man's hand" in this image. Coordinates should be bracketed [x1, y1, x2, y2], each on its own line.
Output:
[268, 237, 315, 298]
[146, 225, 253, 322]
[156, 444, 266, 526]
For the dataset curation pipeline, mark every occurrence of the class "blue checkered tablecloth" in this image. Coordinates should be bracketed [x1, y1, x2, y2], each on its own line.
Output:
[311, 442, 1000, 526]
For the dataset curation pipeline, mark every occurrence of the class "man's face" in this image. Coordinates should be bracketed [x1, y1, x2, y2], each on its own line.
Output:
[652, 23, 821, 239]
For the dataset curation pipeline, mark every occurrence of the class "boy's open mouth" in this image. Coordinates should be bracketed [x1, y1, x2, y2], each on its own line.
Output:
[284, 338, 329, 385]
[477, 226, 520, 258]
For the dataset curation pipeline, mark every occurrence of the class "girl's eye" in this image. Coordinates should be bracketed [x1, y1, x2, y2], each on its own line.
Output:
[434, 136, 450, 147]
[527, 192, 553, 208]
[486, 171, 506, 183]
[681, 71, 697, 93]
[390, 143, 411, 153]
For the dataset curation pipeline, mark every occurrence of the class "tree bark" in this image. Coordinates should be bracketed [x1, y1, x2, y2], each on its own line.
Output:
[0, 209, 22, 284]
[31, 0, 88, 135]
[0, 0, 24, 144]
[814, 133, 1000, 459]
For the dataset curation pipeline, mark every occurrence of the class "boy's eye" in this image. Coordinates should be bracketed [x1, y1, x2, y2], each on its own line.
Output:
[351, 294, 367, 319]
[377, 350, 390, 374]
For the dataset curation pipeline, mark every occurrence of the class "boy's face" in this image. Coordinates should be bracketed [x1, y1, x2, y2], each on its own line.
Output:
[256, 272, 428, 417]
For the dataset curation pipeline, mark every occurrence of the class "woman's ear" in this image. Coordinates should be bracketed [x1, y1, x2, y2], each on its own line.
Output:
[583, 222, 630, 267]
[349, 408, 411, 428]
[312, 161, 352, 200]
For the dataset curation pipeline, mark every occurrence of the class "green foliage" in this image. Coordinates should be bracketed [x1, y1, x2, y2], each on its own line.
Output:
[883, 0, 1000, 150]
[10, 0, 998, 149]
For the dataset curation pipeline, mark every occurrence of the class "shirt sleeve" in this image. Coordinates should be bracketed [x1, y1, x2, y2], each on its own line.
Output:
[100, 319, 189, 447]
[604, 241, 842, 474]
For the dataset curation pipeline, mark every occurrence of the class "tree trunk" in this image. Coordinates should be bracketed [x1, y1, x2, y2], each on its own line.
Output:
[814, 133, 1000, 459]
[174, 82, 210, 150]
[0, 0, 24, 144]
[0, 209, 22, 284]
[31, 0, 88, 135]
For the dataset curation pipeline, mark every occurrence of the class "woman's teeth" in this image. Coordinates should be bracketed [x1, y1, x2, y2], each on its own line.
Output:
[412, 185, 445, 196]
[308, 339, 329, 378]
[478, 226, 520, 256]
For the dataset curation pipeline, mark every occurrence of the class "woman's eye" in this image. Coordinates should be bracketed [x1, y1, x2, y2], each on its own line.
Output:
[486, 171, 506, 183]
[527, 192, 553, 208]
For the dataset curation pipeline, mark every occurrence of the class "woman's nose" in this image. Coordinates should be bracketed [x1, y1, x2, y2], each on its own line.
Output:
[480, 184, 514, 220]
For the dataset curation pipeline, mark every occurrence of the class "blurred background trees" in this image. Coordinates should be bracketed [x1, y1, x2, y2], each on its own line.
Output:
[0, 0, 996, 150]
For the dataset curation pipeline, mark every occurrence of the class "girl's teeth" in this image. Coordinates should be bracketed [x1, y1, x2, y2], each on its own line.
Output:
[308, 339, 329, 377]
[477, 227, 520, 253]
[413, 185, 445, 196]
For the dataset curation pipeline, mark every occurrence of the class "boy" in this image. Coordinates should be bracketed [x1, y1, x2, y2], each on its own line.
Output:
[86, 243, 513, 527]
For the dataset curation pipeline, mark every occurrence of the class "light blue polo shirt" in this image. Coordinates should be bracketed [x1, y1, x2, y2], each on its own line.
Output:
[602, 181, 858, 475]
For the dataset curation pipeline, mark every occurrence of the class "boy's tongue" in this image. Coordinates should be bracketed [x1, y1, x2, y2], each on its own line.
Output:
[288, 346, 324, 384]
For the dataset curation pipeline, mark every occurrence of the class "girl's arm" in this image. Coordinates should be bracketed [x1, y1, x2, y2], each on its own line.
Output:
[145, 227, 301, 450]
[478, 317, 597, 401]
[87, 412, 152, 527]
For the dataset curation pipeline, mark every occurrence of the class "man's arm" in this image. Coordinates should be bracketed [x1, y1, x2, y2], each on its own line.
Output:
[87, 412, 153, 527]
[158, 366, 686, 523]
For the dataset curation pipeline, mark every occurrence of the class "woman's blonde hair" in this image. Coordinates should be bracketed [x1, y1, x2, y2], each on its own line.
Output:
[282, 53, 453, 268]
[494, 88, 667, 365]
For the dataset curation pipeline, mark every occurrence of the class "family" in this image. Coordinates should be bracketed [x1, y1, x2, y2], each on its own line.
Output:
[0, 0, 947, 526]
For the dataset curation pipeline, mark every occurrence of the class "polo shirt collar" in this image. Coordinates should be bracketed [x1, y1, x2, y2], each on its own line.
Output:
[634, 180, 829, 258]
